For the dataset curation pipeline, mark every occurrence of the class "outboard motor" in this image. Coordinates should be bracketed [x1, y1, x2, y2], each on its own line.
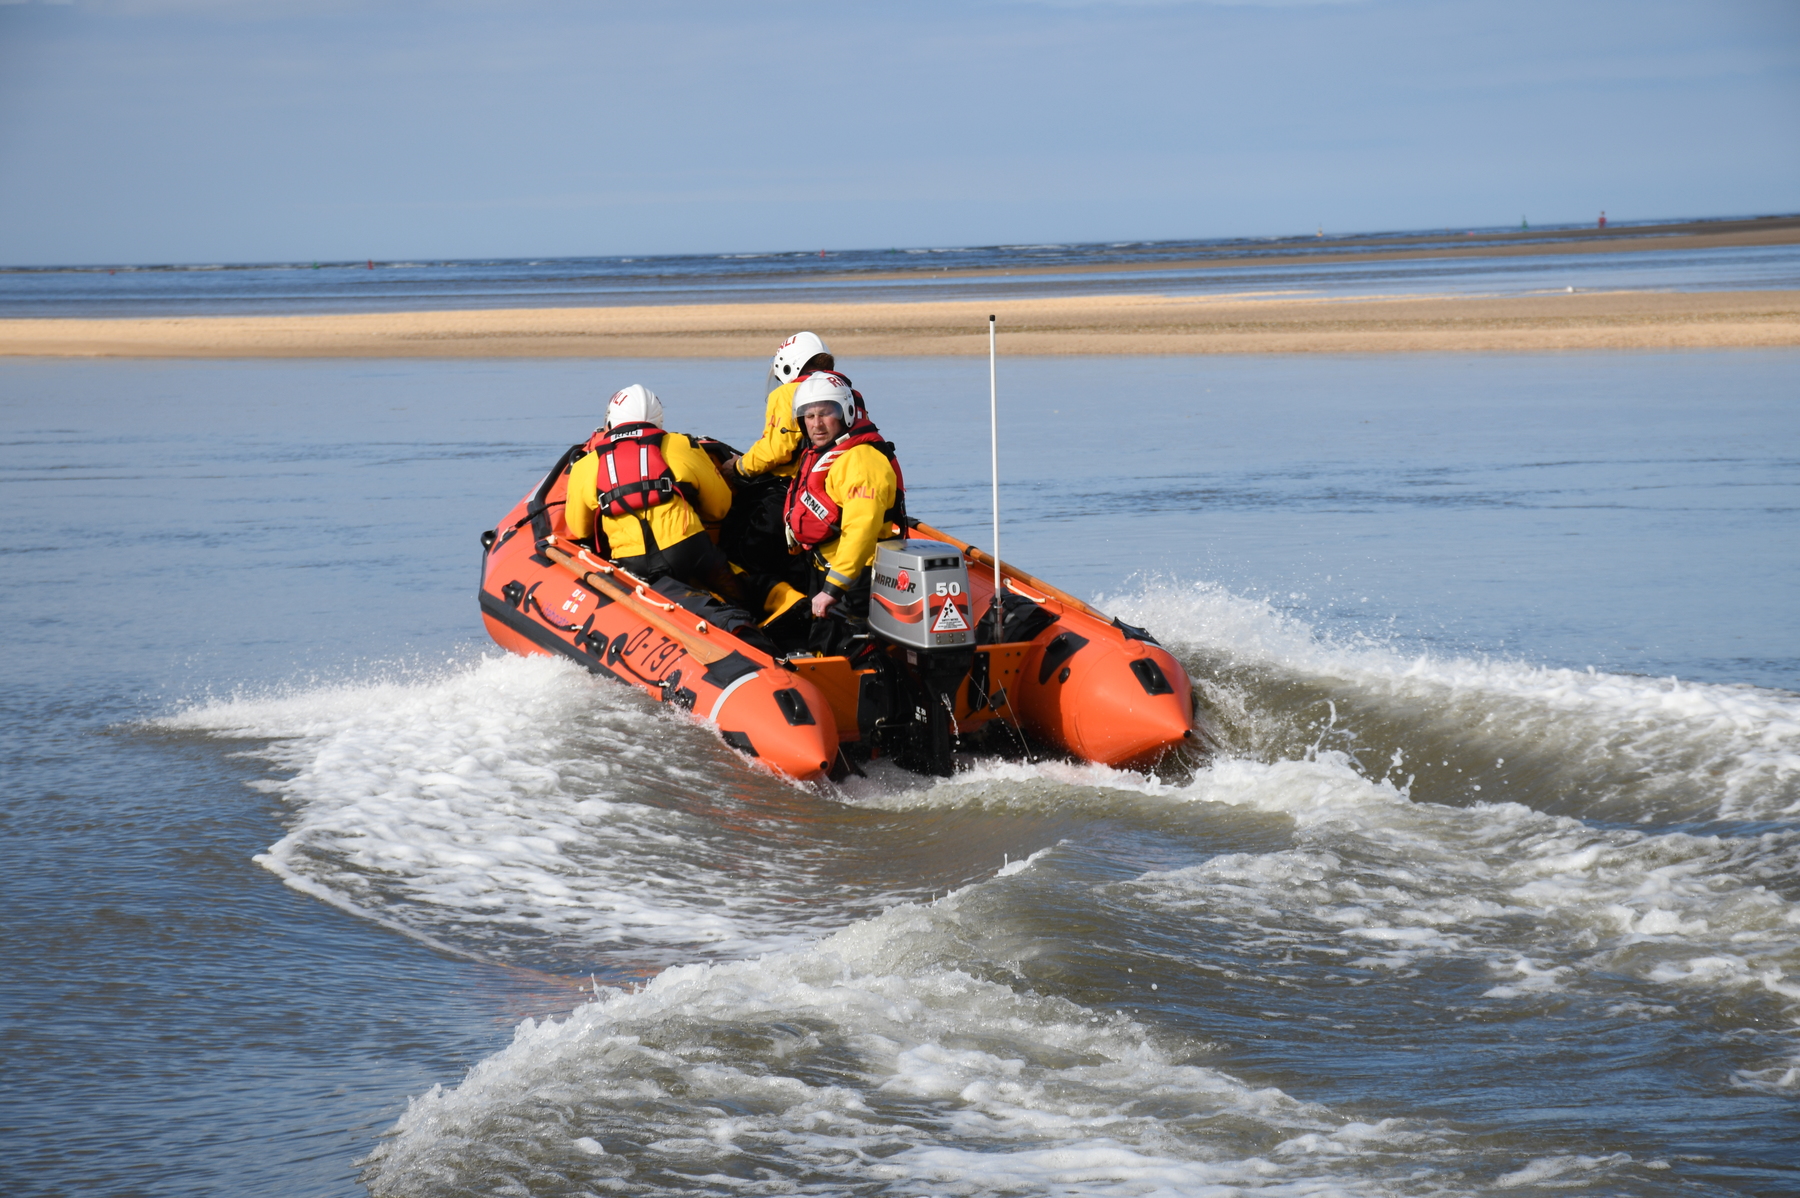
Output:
[867, 539, 976, 776]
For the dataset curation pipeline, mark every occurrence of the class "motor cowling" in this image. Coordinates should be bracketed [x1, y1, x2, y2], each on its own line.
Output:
[867, 539, 974, 776]
[870, 539, 973, 649]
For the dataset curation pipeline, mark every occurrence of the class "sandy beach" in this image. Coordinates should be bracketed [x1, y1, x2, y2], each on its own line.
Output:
[2, 289, 1797, 358]
[6, 215, 1798, 358]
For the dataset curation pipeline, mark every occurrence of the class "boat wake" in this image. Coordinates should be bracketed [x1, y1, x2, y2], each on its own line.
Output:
[1109, 579, 1800, 825]
[159, 577, 1800, 1195]
[161, 655, 851, 973]
[363, 894, 1448, 1198]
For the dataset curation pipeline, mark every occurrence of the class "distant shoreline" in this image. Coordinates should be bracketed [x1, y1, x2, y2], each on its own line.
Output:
[826, 214, 1800, 285]
[4, 213, 1795, 279]
[3, 289, 1797, 358]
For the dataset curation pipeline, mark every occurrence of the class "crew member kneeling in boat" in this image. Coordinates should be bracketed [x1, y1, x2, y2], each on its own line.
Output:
[781, 371, 905, 656]
[565, 384, 742, 602]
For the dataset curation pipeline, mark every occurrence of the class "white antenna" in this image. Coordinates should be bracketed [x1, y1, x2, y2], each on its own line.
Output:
[988, 314, 1002, 631]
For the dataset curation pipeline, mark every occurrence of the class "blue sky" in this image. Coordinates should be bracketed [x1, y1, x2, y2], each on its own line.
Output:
[1, 0, 1795, 265]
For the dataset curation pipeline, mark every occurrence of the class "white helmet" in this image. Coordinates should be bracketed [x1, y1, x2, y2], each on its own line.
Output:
[765, 331, 830, 395]
[792, 371, 855, 426]
[605, 383, 663, 430]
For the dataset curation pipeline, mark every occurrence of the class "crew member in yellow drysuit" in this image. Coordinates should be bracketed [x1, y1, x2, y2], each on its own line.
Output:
[565, 384, 739, 600]
[726, 330, 838, 482]
[779, 371, 905, 654]
[717, 331, 846, 619]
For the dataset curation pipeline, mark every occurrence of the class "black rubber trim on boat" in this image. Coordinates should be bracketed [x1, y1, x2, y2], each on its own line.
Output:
[978, 592, 1059, 646]
[479, 589, 623, 685]
[967, 648, 991, 709]
[857, 663, 895, 732]
[524, 581, 584, 632]
[703, 652, 761, 689]
[661, 670, 698, 710]
[1111, 617, 1160, 646]
[527, 443, 583, 550]
[721, 730, 758, 757]
[1129, 657, 1174, 696]
[773, 688, 815, 726]
[1038, 632, 1090, 685]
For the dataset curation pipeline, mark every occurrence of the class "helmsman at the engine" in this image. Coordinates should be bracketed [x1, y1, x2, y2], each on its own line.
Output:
[782, 371, 905, 636]
[565, 384, 740, 601]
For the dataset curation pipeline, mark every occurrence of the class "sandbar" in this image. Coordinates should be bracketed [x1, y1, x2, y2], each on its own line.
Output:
[3, 289, 1798, 358]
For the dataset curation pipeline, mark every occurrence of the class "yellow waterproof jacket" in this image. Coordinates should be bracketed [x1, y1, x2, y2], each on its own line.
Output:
[735, 381, 804, 480]
[812, 442, 900, 595]
[565, 430, 732, 559]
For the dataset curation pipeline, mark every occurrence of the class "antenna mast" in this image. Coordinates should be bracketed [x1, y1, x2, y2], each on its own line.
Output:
[988, 314, 1002, 631]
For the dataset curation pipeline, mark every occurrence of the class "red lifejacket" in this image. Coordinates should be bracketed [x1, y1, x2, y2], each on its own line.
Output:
[591, 422, 690, 517]
[783, 418, 907, 550]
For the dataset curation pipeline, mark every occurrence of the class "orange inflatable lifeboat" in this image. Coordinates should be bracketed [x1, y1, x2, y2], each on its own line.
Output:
[478, 442, 1197, 783]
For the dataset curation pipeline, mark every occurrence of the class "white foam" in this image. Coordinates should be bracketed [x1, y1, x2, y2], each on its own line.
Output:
[363, 900, 1434, 1197]
[337, 727, 1791, 1190]
[1103, 751, 1800, 1090]
[839, 741, 1800, 1058]
[153, 577, 1800, 1172]
[1495, 1152, 1634, 1187]
[996, 846, 1053, 877]
[837, 753, 1178, 813]
[160, 654, 848, 966]
[1107, 580, 1800, 821]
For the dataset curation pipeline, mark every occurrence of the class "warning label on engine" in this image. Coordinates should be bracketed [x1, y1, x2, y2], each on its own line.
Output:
[931, 600, 968, 633]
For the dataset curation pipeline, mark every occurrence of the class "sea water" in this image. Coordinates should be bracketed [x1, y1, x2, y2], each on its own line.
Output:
[1, 352, 1796, 1197]
[3, 229, 1797, 317]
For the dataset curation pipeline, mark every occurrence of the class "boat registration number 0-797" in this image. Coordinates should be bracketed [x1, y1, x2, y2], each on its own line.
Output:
[619, 627, 683, 674]
[642, 637, 682, 673]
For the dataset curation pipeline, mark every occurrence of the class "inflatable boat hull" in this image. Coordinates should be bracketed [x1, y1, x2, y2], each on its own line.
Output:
[478, 457, 1195, 782]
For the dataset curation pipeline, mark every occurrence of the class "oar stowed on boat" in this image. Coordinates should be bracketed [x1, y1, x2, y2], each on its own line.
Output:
[539, 539, 737, 665]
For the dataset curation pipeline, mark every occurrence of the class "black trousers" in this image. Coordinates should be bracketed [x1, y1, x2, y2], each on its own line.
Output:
[805, 559, 871, 657]
[717, 479, 811, 613]
[757, 557, 872, 657]
[615, 531, 744, 605]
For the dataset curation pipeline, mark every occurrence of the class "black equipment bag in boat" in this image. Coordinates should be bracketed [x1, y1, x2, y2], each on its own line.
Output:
[719, 473, 795, 576]
[976, 591, 1060, 645]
